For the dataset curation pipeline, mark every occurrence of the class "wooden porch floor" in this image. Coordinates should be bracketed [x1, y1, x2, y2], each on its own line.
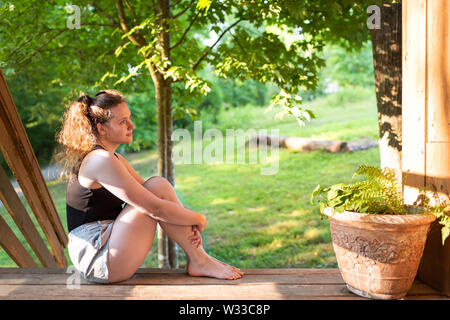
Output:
[0, 268, 448, 300]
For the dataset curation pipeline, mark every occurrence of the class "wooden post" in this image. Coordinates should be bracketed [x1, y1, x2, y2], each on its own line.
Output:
[0, 69, 67, 267]
[403, 0, 450, 295]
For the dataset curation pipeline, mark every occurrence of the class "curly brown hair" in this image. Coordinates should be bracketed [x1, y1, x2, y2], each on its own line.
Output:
[53, 89, 126, 181]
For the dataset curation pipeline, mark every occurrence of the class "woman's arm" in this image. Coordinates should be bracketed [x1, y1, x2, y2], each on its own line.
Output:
[114, 153, 206, 232]
[82, 150, 206, 227]
[115, 153, 145, 184]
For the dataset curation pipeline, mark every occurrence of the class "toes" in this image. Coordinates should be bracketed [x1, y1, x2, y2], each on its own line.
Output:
[230, 266, 243, 275]
[230, 272, 240, 280]
[231, 270, 241, 280]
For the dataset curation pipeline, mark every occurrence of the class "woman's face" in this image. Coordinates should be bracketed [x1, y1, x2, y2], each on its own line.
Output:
[98, 102, 135, 145]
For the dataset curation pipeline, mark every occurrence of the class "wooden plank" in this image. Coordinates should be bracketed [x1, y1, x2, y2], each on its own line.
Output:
[0, 268, 445, 300]
[402, 295, 449, 300]
[0, 270, 440, 295]
[426, 142, 450, 200]
[0, 268, 70, 274]
[426, 0, 450, 198]
[424, 0, 450, 201]
[416, 0, 450, 296]
[407, 281, 445, 296]
[136, 268, 343, 275]
[402, 0, 427, 205]
[426, 0, 450, 142]
[0, 283, 363, 300]
[0, 69, 67, 267]
[0, 273, 346, 286]
[0, 216, 37, 267]
[0, 282, 446, 300]
[0, 268, 343, 275]
[0, 165, 57, 267]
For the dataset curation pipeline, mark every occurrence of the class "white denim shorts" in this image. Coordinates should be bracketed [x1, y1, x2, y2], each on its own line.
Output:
[67, 220, 115, 284]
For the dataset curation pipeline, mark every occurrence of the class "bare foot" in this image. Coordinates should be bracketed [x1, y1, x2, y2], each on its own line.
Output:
[210, 256, 244, 276]
[187, 255, 244, 277]
[187, 256, 242, 280]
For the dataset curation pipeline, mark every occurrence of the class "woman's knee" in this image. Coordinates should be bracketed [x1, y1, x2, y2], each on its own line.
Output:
[143, 176, 173, 199]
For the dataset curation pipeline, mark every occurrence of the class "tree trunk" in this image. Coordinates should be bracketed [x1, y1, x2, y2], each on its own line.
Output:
[114, 0, 177, 268]
[164, 83, 177, 268]
[370, 3, 402, 176]
[155, 79, 177, 268]
[155, 0, 178, 269]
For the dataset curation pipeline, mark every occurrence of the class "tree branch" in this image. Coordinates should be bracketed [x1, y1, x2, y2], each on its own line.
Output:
[115, 0, 146, 47]
[92, 0, 157, 82]
[115, 0, 132, 37]
[172, 0, 196, 19]
[171, 0, 184, 8]
[151, 0, 157, 15]
[123, 0, 139, 25]
[5, 28, 58, 61]
[192, 18, 244, 71]
[103, 38, 131, 57]
[90, 2, 122, 30]
[6, 23, 114, 62]
[15, 28, 69, 68]
[170, 11, 200, 51]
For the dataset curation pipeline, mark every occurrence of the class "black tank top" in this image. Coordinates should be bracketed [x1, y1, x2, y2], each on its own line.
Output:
[66, 145, 125, 233]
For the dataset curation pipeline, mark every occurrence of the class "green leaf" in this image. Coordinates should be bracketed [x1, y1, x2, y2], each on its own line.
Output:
[310, 184, 322, 205]
[196, 0, 212, 12]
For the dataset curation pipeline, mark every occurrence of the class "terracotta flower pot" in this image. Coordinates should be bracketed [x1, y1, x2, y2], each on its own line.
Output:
[323, 206, 436, 299]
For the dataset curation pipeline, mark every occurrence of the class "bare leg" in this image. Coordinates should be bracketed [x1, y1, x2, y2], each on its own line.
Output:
[157, 221, 241, 279]
[153, 179, 242, 273]
[107, 205, 158, 283]
[144, 177, 243, 280]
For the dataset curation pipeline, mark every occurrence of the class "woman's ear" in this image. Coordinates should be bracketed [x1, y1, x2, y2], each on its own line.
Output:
[96, 123, 107, 137]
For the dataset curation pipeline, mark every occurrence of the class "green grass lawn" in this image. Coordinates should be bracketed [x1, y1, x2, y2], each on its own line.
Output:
[0, 86, 380, 269]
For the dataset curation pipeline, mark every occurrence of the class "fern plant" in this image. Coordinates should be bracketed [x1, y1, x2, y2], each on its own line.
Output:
[414, 191, 450, 245]
[311, 165, 406, 215]
[310, 165, 450, 244]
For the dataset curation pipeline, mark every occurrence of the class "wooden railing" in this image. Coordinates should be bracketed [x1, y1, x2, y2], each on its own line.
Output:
[0, 69, 67, 268]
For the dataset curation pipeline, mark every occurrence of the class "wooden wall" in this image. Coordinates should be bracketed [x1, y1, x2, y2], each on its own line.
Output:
[402, 0, 450, 295]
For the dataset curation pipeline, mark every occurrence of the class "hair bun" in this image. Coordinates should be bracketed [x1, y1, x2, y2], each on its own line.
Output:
[77, 94, 92, 105]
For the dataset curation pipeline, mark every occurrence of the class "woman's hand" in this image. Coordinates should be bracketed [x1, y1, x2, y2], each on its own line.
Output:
[183, 205, 206, 233]
[184, 206, 206, 247]
[188, 225, 203, 248]
[196, 214, 207, 233]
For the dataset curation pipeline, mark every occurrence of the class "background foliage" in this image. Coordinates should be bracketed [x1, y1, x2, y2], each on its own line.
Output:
[0, 0, 379, 174]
